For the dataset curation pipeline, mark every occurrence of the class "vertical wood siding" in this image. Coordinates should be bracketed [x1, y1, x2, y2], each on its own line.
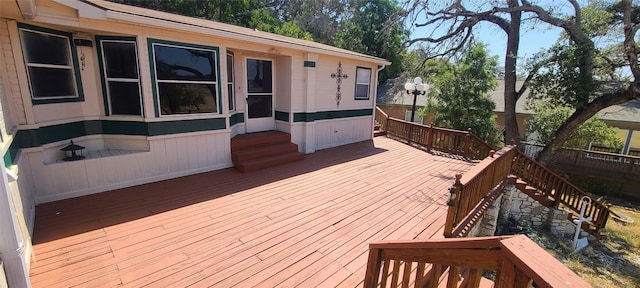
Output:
[314, 117, 372, 150]
[25, 132, 232, 203]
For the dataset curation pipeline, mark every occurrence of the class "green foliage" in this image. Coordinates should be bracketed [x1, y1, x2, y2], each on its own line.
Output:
[109, 0, 407, 81]
[527, 44, 601, 109]
[334, 0, 408, 83]
[526, 102, 623, 149]
[420, 43, 501, 147]
[273, 21, 313, 40]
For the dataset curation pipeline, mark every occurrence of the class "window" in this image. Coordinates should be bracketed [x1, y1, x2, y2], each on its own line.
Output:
[98, 37, 142, 116]
[150, 40, 219, 116]
[18, 24, 82, 103]
[354, 67, 371, 100]
[227, 52, 235, 111]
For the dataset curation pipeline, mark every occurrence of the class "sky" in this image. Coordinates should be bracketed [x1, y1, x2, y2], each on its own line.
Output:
[408, 0, 571, 66]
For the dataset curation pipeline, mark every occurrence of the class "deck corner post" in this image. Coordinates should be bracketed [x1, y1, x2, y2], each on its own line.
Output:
[364, 247, 383, 288]
[444, 174, 463, 238]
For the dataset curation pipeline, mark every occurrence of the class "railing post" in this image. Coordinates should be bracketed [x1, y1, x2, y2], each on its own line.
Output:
[427, 124, 434, 151]
[464, 128, 472, 158]
[444, 174, 463, 238]
[363, 247, 382, 288]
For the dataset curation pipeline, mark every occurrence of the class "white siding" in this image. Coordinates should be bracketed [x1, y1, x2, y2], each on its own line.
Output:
[26, 132, 232, 203]
[0, 19, 25, 128]
[314, 57, 376, 111]
[314, 116, 372, 150]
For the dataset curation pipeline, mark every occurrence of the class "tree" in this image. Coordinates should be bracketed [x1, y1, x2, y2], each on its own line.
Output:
[401, 0, 640, 165]
[526, 102, 623, 149]
[334, 0, 408, 83]
[420, 43, 501, 146]
[400, 0, 525, 146]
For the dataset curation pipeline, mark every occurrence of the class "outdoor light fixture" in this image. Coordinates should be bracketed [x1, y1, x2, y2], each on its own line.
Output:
[447, 186, 457, 206]
[404, 77, 427, 123]
[61, 140, 86, 161]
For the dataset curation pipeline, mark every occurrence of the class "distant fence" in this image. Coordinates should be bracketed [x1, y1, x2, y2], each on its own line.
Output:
[521, 142, 640, 200]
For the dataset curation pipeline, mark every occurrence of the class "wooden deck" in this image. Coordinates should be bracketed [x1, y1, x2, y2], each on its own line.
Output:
[29, 137, 474, 287]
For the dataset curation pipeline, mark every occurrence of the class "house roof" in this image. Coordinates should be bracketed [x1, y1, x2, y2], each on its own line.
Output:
[75, 0, 390, 65]
[376, 78, 430, 107]
[378, 78, 639, 124]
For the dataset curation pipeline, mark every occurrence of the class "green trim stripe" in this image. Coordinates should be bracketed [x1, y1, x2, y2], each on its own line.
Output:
[229, 113, 245, 126]
[303, 61, 316, 68]
[3, 118, 228, 166]
[293, 108, 373, 122]
[275, 111, 289, 122]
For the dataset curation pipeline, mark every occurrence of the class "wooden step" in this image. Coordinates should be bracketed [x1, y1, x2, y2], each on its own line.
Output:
[235, 152, 304, 172]
[520, 185, 554, 207]
[373, 130, 386, 137]
[232, 143, 299, 163]
[231, 131, 291, 151]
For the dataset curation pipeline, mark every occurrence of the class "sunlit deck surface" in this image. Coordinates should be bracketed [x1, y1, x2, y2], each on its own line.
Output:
[30, 137, 475, 287]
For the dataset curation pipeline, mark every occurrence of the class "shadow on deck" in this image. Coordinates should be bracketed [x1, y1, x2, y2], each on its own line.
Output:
[30, 137, 474, 287]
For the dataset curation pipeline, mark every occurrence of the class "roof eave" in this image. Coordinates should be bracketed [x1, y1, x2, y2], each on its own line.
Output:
[107, 11, 390, 65]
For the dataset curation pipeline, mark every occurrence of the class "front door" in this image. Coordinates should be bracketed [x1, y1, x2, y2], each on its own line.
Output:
[245, 58, 274, 133]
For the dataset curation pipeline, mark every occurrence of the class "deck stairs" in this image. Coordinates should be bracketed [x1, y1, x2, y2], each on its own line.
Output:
[373, 121, 385, 137]
[514, 177, 600, 234]
[231, 131, 304, 172]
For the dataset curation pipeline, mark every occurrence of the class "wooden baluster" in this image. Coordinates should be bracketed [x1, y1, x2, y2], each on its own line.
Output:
[380, 258, 391, 288]
[466, 268, 482, 287]
[415, 262, 426, 288]
[391, 260, 401, 287]
[429, 264, 442, 287]
[447, 266, 460, 288]
[402, 261, 412, 288]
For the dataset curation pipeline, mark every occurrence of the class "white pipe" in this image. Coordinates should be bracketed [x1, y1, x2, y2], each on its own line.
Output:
[573, 196, 592, 252]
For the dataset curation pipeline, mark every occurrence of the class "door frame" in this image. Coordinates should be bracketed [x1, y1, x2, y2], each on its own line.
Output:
[244, 57, 275, 133]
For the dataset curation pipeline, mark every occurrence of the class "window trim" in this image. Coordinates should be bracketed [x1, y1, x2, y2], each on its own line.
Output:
[148, 38, 222, 117]
[17, 23, 84, 104]
[96, 36, 143, 117]
[227, 52, 236, 112]
[354, 66, 371, 100]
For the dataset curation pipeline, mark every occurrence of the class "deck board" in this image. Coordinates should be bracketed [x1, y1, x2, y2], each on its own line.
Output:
[30, 137, 475, 287]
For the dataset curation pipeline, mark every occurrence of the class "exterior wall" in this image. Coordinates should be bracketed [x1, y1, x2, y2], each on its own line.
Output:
[314, 116, 372, 150]
[0, 19, 26, 128]
[0, 28, 32, 286]
[0, 0, 383, 201]
[25, 131, 231, 204]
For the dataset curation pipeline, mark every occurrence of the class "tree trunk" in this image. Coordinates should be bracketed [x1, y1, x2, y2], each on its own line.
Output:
[503, 0, 522, 145]
[536, 85, 640, 165]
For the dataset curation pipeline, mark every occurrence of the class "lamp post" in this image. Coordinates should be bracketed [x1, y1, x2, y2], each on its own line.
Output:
[404, 77, 427, 123]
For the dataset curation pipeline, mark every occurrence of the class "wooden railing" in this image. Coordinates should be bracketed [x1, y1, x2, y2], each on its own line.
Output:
[364, 235, 591, 288]
[375, 106, 612, 234]
[511, 150, 611, 232]
[374, 106, 493, 160]
[443, 146, 519, 237]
